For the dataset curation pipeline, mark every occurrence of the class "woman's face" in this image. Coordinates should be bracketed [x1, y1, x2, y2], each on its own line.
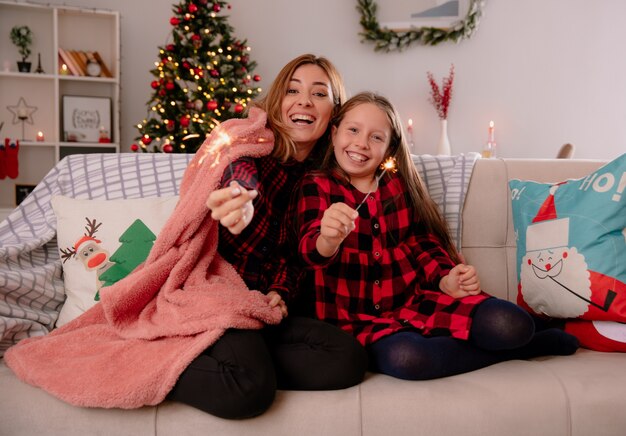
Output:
[281, 64, 335, 158]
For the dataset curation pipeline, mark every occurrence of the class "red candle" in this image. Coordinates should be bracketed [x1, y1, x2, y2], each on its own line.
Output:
[36, 131, 45, 142]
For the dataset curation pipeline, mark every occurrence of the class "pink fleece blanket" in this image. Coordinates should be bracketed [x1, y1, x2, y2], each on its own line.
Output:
[4, 108, 283, 408]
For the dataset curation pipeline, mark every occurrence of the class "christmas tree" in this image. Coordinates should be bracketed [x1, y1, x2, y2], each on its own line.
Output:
[97, 219, 157, 299]
[131, 0, 262, 153]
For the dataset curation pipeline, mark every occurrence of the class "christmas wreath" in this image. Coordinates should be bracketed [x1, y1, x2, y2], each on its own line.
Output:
[357, 0, 486, 52]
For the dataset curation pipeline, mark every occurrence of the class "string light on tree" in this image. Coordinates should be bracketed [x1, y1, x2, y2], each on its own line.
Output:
[131, 0, 261, 153]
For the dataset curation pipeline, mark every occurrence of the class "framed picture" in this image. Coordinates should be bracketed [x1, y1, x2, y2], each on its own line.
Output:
[15, 184, 36, 206]
[62, 95, 112, 143]
[378, 0, 467, 31]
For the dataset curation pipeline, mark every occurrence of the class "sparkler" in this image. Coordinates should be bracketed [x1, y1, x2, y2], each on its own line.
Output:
[197, 127, 232, 170]
[355, 156, 398, 211]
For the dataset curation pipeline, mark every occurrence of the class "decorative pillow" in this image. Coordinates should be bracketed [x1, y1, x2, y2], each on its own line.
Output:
[509, 153, 626, 351]
[52, 195, 178, 327]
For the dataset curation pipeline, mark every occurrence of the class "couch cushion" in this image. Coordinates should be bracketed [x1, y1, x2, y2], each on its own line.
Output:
[0, 360, 156, 436]
[360, 360, 570, 436]
[156, 387, 363, 436]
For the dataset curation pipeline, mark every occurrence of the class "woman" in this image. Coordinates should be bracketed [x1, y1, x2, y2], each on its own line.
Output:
[167, 54, 367, 419]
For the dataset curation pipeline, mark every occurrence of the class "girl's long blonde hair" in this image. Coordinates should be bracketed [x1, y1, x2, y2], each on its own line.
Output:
[254, 54, 346, 163]
[322, 92, 460, 262]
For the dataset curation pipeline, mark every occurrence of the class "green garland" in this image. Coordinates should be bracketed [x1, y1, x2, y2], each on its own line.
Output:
[357, 0, 485, 52]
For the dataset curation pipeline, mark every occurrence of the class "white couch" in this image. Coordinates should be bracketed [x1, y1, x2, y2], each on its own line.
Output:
[1, 156, 625, 436]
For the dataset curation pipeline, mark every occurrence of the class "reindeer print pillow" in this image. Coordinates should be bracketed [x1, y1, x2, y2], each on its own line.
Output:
[52, 195, 179, 327]
[509, 153, 626, 351]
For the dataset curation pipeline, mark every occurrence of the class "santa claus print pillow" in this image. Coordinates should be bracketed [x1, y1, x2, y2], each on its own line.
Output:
[509, 153, 626, 351]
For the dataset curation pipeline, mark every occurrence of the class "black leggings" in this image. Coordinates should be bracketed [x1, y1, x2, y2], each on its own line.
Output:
[367, 298, 579, 380]
[168, 316, 367, 419]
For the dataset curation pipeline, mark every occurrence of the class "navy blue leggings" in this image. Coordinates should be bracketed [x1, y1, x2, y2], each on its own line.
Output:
[367, 298, 578, 380]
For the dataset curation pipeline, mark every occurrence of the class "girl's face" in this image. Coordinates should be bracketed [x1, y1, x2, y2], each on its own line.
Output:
[331, 102, 391, 192]
[281, 64, 335, 159]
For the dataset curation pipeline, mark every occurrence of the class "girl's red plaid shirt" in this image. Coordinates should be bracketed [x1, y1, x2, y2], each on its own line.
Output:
[297, 170, 490, 346]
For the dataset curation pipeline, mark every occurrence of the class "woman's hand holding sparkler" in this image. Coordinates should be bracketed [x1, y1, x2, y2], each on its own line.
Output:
[316, 203, 358, 258]
[207, 181, 258, 235]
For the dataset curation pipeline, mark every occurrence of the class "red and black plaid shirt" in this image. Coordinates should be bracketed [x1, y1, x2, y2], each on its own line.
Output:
[218, 155, 306, 298]
[297, 170, 489, 346]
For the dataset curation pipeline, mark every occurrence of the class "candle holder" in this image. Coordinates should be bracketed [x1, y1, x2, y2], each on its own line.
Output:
[407, 118, 415, 151]
[7, 97, 37, 141]
[482, 120, 497, 158]
[18, 115, 28, 141]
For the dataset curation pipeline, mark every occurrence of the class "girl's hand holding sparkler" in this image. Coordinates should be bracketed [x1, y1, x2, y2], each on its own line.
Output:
[207, 181, 258, 235]
[316, 203, 359, 258]
[355, 157, 398, 211]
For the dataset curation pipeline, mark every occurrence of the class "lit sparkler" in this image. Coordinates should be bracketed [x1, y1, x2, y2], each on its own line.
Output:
[355, 156, 398, 211]
[197, 128, 232, 170]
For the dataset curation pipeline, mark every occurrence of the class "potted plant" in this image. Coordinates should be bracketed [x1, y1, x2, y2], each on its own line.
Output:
[10, 25, 33, 73]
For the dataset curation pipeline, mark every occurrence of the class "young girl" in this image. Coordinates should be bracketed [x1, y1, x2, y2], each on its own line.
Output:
[296, 92, 579, 380]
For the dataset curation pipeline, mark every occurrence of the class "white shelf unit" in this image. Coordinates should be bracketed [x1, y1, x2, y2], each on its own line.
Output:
[0, 0, 120, 213]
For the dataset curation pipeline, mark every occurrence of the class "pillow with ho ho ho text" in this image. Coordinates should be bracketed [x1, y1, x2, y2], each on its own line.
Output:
[52, 195, 178, 327]
[509, 153, 626, 351]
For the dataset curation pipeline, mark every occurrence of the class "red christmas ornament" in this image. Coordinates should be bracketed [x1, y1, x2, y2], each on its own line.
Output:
[182, 61, 191, 69]
[180, 116, 190, 127]
[213, 4, 221, 12]
[151, 80, 159, 89]
[163, 144, 174, 153]
[223, 101, 231, 109]
[141, 136, 152, 145]
[188, 3, 198, 13]
[166, 120, 175, 132]
[130, 143, 139, 152]
[210, 69, 219, 77]
[234, 104, 244, 113]
[198, 0, 207, 4]
[170, 17, 180, 26]
[158, 89, 166, 97]
[253, 74, 261, 82]
[165, 81, 175, 91]
[166, 44, 175, 52]
[191, 34, 201, 42]
[206, 100, 218, 111]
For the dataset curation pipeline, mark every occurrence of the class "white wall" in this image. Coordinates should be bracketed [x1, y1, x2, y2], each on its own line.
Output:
[26, 0, 626, 159]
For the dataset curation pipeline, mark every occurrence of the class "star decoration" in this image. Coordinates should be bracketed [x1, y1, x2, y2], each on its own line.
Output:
[7, 97, 38, 125]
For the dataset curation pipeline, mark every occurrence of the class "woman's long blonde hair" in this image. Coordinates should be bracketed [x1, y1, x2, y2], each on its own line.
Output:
[322, 92, 460, 262]
[254, 54, 346, 163]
